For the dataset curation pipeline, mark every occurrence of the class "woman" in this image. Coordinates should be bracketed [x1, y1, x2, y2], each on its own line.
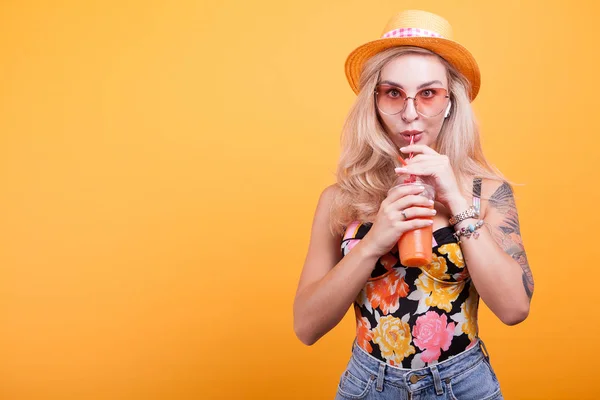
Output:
[293, 10, 534, 400]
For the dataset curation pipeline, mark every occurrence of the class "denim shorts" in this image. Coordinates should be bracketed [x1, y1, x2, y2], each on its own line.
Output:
[335, 339, 503, 400]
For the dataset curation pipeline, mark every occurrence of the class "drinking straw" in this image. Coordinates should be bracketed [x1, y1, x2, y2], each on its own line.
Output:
[397, 153, 414, 184]
[408, 135, 416, 182]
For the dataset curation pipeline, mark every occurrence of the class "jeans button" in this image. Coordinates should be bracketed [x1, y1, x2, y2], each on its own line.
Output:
[409, 375, 419, 384]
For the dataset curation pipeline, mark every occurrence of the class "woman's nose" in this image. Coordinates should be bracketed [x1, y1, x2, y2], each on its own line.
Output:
[401, 98, 419, 122]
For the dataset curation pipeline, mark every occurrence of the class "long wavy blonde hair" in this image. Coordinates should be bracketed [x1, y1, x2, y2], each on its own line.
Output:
[331, 46, 505, 235]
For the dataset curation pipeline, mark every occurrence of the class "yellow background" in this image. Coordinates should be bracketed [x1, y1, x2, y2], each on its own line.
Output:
[0, 0, 597, 399]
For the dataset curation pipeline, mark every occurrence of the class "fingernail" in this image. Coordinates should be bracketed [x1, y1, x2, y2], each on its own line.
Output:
[431, 209, 437, 215]
[427, 220, 434, 225]
[400, 147, 406, 152]
[429, 199, 434, 204]
[395, 167, 407, 172]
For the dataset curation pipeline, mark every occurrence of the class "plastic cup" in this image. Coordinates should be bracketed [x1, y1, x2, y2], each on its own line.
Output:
[393, 181, 435, 267]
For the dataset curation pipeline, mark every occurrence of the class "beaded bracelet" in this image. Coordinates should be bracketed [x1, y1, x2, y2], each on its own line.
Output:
[453, 219, 485, 243]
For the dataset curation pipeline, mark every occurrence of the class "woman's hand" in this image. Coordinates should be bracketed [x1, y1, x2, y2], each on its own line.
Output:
[362, 184, 436, 257]
[395, 145, 467, 213]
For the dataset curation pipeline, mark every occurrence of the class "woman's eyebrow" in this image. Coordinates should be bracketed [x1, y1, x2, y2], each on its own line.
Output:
[378, 79, 444, 89]
[417, 80, 443, 89]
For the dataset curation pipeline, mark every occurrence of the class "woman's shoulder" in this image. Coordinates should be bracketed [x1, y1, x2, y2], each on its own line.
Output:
[318, 183, 341, 204]
[477, 178, 513, 200]
[311, 184, 341, 221]
[310, 184, 345, 239]
[474, 178, 515, 218]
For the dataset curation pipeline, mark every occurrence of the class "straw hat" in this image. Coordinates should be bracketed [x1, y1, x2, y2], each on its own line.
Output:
[345, 10, 481, 100]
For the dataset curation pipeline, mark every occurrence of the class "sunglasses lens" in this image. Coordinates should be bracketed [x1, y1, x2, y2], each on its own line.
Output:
[375, 84, 405, 115]
[415, 88, 449, 117]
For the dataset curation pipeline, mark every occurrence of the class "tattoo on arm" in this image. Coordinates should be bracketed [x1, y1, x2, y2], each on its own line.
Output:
[488, 182, 534, 299]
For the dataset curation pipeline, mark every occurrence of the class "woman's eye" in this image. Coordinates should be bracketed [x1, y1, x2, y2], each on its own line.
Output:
[388, 89, 401, 98]
[420, 89, 434, 98]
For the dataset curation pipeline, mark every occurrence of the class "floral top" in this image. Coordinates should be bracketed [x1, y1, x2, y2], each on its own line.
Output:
[340, 179, 482, 369]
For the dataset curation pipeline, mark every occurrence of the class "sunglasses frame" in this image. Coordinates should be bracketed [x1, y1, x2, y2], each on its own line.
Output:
[374, 84, 450, 118]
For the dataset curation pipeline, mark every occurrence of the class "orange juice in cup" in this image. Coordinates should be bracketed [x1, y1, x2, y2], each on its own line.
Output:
[392, 179, 435, 267]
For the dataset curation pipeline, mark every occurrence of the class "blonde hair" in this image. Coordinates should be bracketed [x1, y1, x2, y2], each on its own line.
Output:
[331, 47, 505, 235]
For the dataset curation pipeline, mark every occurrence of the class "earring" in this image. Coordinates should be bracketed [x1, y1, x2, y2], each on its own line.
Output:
[444, 101, 452, 118]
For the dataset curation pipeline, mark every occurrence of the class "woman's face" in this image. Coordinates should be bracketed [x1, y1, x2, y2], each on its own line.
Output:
[376, 54, 450, 149]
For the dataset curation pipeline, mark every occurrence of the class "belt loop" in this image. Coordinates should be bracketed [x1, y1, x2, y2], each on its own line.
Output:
[479, 340, 490, 361]
[376, 363, 385, 392]
[430, 365, 443, 396]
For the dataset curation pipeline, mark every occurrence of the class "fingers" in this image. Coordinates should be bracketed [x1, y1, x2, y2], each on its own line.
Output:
[384, 184, 427, 206]
[400, 145, 439, 155]
[397, 205, 437, 221]
[403, 154, 451, 169]
[394, 163, 439, 176]
[397, 218, 434, 230]
[395, 155, 442, 171]
[381, 195, 434, 227]
[386, 207, 435, 231]
[394, 166, 428, 176]
[406, 154, 437, 163]
[392, 194, 434, 212]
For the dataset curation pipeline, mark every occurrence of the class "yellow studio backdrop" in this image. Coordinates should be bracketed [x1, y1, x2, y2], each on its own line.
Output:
[0, 0, 598, 399]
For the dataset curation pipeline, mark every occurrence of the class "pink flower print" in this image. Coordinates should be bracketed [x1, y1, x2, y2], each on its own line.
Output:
[466, 340, 477, 350]
[346, 239, 360, 253]
[343, 221, 361, 240]
[412, 311, 456, 363]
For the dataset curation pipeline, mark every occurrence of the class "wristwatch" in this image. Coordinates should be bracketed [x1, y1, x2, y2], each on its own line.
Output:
[449, 206, 480, 226]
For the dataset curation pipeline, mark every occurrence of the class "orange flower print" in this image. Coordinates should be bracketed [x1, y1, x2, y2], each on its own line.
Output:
[366, 269, 409, 315]
[354, 305, 374, 353]
[450, 284, 480, 341]
[369, 253, 399, 280]
[415, 272, 464, 312]
[453, 268, 470, 282]
[422, 254, 450, 281]
[461, 284, 479, 340]
[379, 253, 398, 271]
[438, 244, 465, 268]
[372, 315, 415, 366]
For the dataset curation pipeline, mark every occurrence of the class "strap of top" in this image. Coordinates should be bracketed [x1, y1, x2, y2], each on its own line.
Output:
[472, 177, 482, 215]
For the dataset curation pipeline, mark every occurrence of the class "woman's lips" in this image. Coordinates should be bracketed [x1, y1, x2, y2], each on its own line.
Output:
[401, 132, 422, 143]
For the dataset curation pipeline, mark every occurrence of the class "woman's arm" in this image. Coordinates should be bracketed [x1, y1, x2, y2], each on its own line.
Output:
[395, 145, 534, 326]
[447, 180, 534, 325]
[293, 183, 436, 345]
[293, 185, 380, 346]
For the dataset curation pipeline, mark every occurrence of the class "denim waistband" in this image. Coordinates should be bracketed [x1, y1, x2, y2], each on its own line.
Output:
[349, 338, 490, 393]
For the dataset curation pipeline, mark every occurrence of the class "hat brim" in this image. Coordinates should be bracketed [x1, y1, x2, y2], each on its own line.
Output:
[345, 37, 480, 101]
